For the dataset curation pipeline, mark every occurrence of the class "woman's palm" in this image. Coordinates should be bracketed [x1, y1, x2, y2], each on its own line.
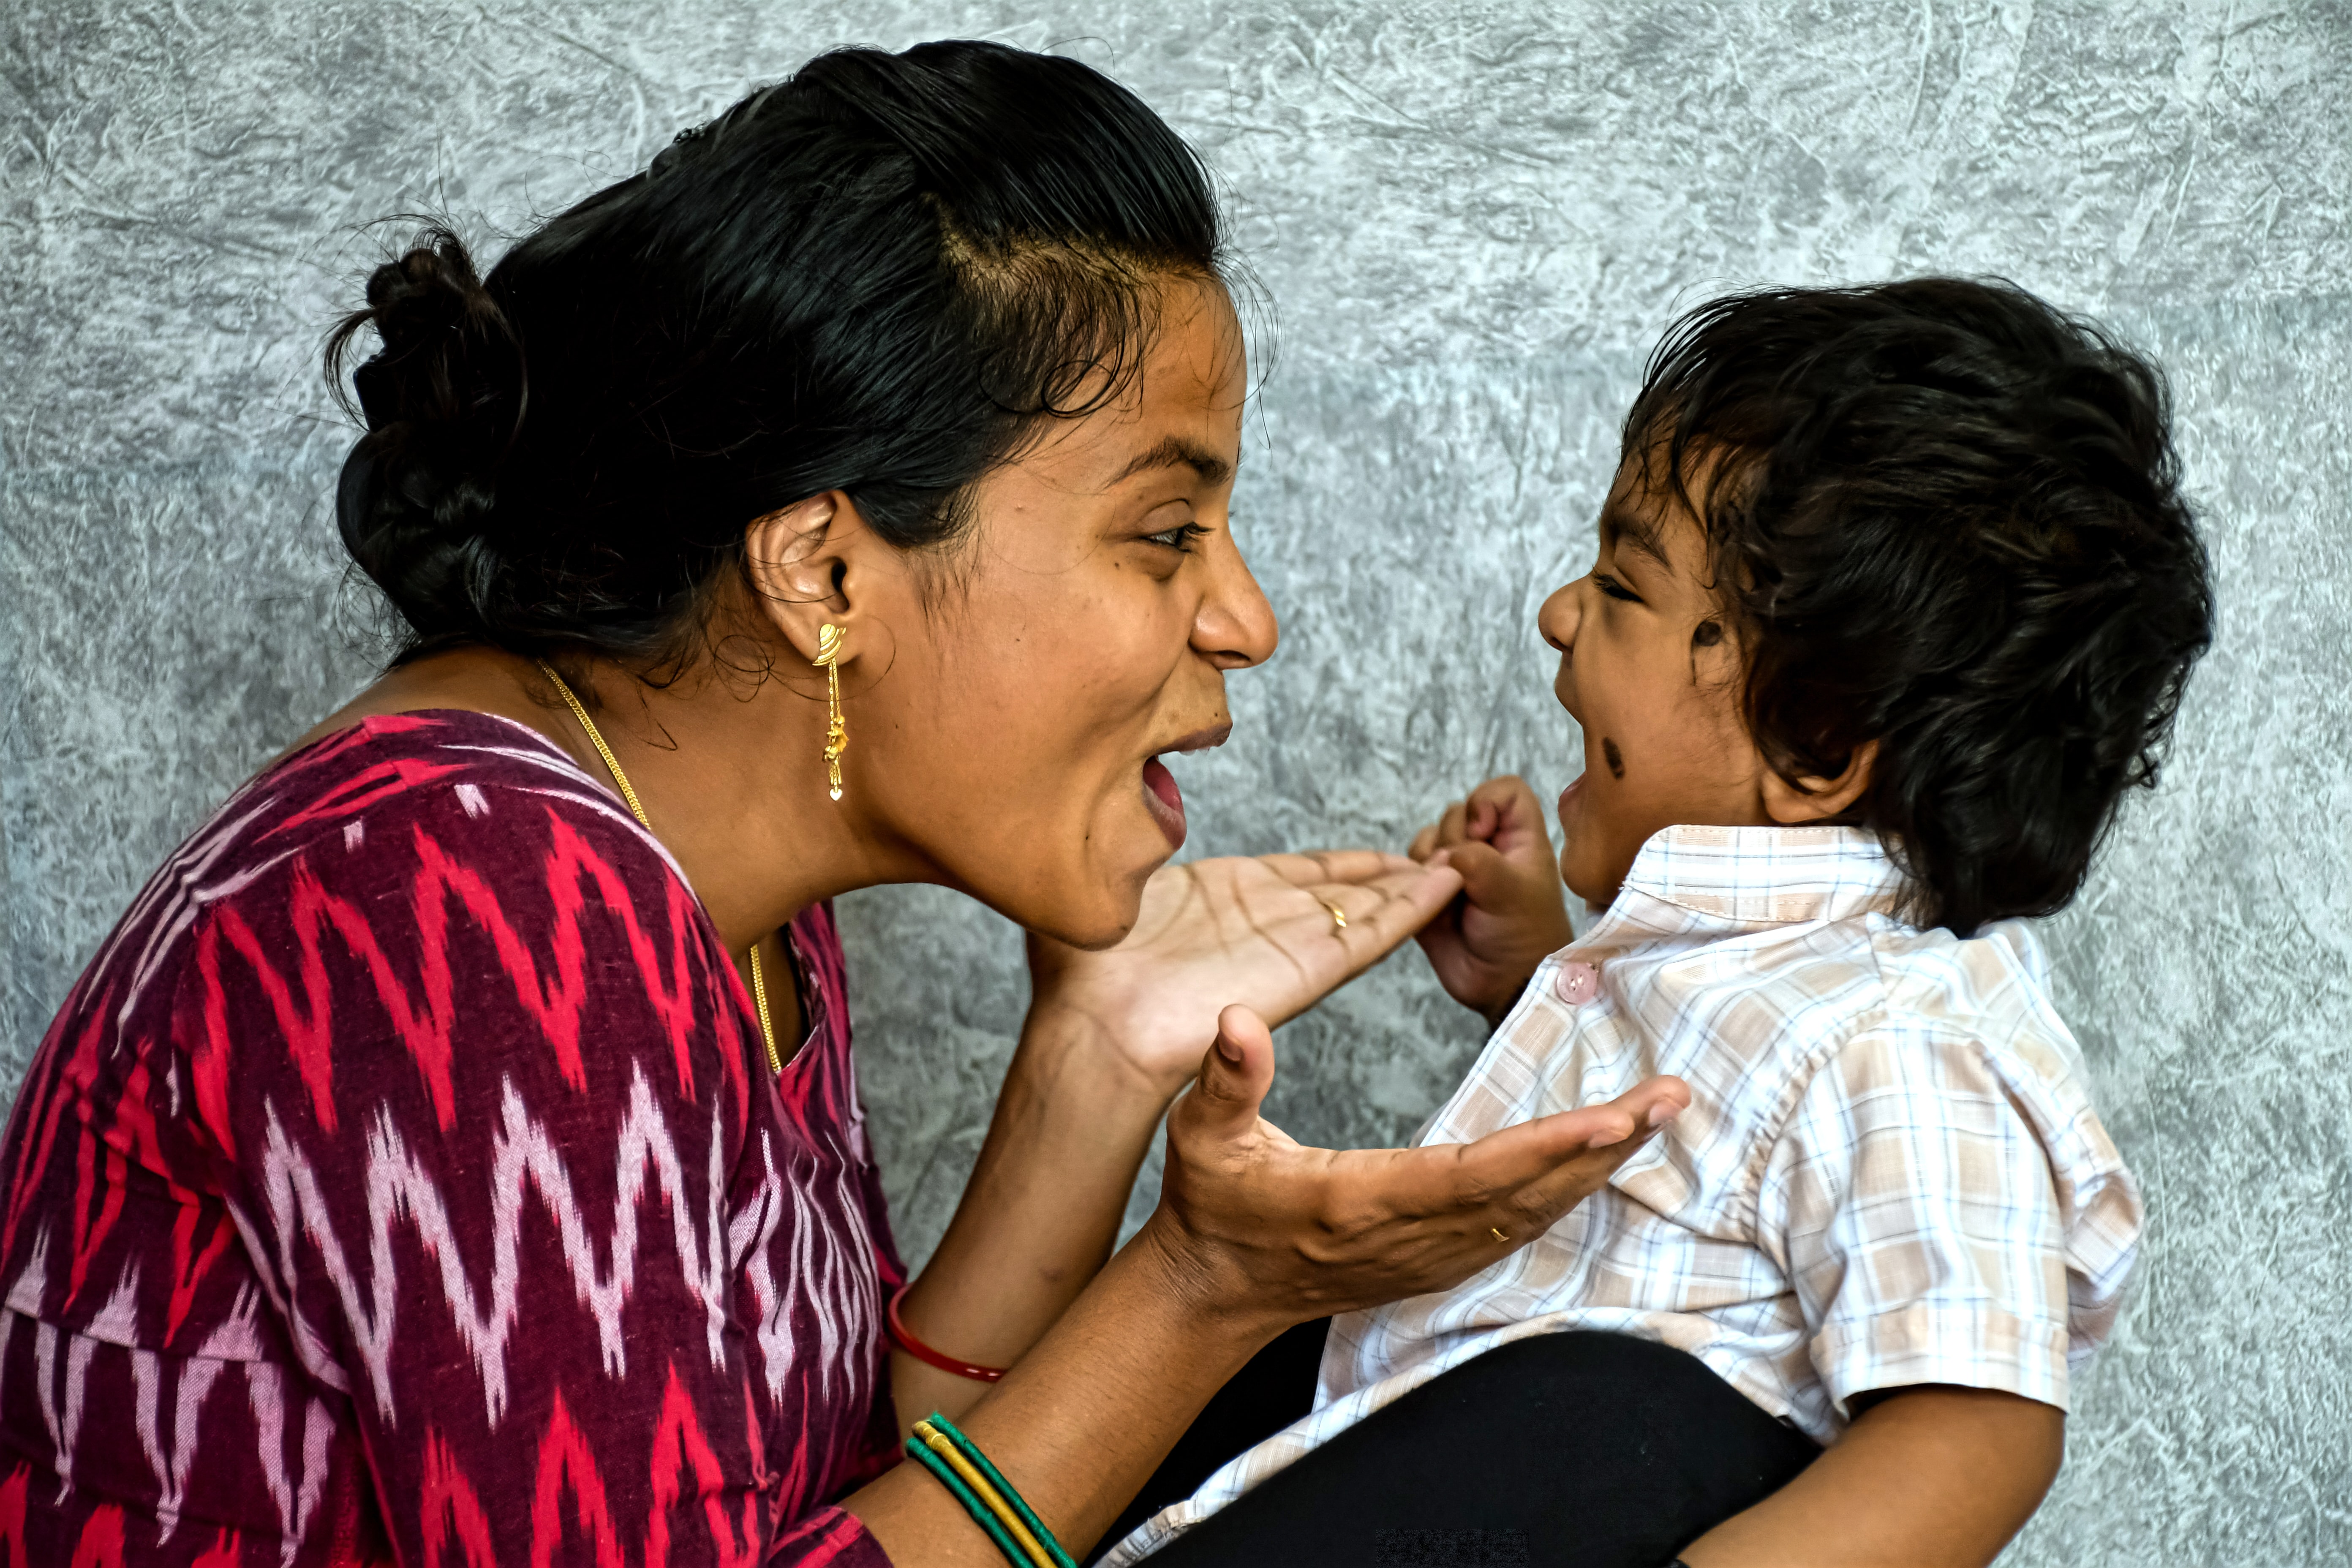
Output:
[1027, 852, 1463, 1095]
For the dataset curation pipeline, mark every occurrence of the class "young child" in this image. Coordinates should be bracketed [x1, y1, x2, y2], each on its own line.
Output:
[1112, 279, 2212, 1565]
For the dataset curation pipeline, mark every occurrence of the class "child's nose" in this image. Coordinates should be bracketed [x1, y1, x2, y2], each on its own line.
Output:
[1539, 581, 1584, 654]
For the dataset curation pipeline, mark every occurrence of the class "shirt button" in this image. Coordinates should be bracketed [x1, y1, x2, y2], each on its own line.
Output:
[1553, 961, 1600, 1006]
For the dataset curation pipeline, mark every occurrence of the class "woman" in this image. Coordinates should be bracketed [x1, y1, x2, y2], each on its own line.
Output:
[0, 41, 1683, 1567]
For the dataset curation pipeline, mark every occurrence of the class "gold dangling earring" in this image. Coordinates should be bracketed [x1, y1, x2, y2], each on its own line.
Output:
[815, 623, 847, 801]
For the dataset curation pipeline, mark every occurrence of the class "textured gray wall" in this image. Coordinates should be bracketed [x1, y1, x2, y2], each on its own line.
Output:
[5, 3, 2347, 1561]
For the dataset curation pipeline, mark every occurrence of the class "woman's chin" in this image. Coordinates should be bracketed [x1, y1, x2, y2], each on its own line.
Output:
[1002, 830, 1173, 952]
[1024, 890, 1148, 953]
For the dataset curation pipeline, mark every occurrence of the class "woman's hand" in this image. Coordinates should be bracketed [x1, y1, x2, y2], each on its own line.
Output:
[1026, 851, 1465, 1098]
[848, 1003, 1687, 1566]
[901, 853, 1463, 1428]
[1144, 1004, 1689, 1325]
[1410, 775, 1577, 1026]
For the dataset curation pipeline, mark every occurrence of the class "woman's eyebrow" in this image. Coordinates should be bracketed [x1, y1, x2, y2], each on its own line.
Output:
[1109, 434, 1236, 488]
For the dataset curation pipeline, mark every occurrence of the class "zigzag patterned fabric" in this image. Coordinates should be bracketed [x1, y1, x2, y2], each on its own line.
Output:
[0, 711, 904, 1565]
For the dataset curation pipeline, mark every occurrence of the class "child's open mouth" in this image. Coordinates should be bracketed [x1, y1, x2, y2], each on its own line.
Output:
[1557, 773, 1587, 834]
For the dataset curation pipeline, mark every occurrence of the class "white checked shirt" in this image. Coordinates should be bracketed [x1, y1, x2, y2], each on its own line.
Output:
[1105, 824, 2142, 1565]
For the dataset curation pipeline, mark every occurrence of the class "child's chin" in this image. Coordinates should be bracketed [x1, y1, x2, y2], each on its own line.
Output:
[1559, 852, 1607, 910]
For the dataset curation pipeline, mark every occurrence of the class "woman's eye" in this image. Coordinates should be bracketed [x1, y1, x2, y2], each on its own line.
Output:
[1594, 574, 1642, 603]
[1143, 522, 1207, 552]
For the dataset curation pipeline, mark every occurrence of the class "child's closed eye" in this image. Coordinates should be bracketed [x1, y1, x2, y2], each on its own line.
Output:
[1593, 573, 1643, 603]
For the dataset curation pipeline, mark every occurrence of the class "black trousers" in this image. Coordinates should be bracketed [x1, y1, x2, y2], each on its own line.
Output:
[1095, 1325, 1818, 1568]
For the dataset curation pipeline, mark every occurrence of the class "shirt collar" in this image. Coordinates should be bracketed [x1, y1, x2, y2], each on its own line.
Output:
[1597, 823, 1911, 934]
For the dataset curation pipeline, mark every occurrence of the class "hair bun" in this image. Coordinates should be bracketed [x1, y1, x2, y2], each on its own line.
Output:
[328, 228, 531, 653]
[350, 236, 500, 425]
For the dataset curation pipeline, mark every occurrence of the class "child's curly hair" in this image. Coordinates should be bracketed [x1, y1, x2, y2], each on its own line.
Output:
[1627, 278, 2213, 936]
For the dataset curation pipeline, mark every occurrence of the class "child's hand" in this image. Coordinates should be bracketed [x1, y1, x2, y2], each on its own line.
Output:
[1410, 775, 1576, 1026]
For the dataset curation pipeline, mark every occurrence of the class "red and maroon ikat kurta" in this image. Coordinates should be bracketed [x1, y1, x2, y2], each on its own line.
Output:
[0, 712, 904, 1565]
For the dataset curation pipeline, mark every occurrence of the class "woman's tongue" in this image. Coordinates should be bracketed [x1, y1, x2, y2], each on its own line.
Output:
[1141, 756, 1187, 846]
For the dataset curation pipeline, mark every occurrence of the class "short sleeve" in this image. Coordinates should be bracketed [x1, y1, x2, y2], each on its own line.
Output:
[1759, 1026, 2131, 1421]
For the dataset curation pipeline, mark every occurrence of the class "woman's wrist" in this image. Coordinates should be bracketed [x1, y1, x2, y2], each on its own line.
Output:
[894, 1006, 1184, 1409]
[1124, 1207, 1295, 1358]
[1127, 1203, 1297, 1348]
[853, 1225, 1285, 1565]
[1016, 998, 1195, 1106]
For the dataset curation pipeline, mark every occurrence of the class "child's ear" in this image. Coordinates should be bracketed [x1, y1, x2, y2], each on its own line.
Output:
[1760, 738, 1880, 825]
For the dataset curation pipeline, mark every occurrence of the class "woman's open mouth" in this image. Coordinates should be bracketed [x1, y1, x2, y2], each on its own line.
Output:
[1141, 756, 1187, 849]
[1139, 724, 1226, 852]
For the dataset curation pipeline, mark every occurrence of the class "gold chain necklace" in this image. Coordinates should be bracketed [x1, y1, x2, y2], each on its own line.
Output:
[536, 661, 785, 1073]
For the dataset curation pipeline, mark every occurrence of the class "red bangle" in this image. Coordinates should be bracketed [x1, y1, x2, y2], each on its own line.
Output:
[885, 1284, 1006, 1383]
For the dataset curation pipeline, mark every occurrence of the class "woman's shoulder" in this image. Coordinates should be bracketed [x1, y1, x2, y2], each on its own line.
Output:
[254, 706, 618, 828]
[231, 707, 686, 890]
[165, 710, 743, 1135]
[111, 707, 710, 1053]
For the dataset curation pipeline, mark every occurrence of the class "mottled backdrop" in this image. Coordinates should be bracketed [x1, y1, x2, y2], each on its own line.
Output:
[4, 2, 2347, 1561]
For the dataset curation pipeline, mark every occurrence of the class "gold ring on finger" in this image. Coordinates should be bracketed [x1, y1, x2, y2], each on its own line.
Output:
[1490, 1225, 1509, 1243]
[1320, 898, 1348, 934]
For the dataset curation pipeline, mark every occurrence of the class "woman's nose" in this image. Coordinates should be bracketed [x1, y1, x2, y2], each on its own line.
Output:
[1195, 533, 1280, 670]
[1538, 580, 1583, 654]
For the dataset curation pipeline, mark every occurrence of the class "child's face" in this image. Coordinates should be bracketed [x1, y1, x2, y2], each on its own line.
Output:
[1538, 454, 1778, 908]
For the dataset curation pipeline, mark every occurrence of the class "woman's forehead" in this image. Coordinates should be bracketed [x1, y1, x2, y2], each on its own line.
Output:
[1021, 297, 1247, 494]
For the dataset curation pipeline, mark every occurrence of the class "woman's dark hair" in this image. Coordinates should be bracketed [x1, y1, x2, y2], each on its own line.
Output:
[1625, 278, 2213, 936]
[327, 40, 1225, 667]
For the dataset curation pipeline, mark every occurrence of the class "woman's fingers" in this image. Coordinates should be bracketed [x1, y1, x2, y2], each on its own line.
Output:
[1486, 1078, 1691, 1226]
[1258, 849, 1416, 888]
[1180, 1004, 1277, 1138]
[1402, 1076, 1690, 1227]
[1310, 866, 1464, 966]
[1156, 1067, 1689, 1326]
[1247, 852, 1465, 963]
[1496, 1081, 1684, 1222]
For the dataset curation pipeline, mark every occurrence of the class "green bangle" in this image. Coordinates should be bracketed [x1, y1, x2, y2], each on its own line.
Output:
[924, 1412, 1078, 1568]
[903, 1435, 1030, 1566]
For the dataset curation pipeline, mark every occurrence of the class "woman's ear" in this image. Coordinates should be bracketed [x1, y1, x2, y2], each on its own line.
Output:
[1760, 738, 1880, 825]
[743, 493, 864, 664]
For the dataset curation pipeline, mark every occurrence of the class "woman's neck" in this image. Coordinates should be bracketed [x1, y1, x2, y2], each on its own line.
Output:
[294, 643, 915, 951]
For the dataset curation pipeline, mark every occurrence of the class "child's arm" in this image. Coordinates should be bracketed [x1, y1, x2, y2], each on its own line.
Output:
[1726, 1021, 2123, 1567]
[1678, 1384, 2063, 1568]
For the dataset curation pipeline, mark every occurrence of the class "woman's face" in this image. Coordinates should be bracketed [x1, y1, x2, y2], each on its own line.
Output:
[849, 279, 1273, 946]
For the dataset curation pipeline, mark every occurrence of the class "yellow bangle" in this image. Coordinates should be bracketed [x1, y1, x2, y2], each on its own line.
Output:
[911, 1420, 1058, 1568]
